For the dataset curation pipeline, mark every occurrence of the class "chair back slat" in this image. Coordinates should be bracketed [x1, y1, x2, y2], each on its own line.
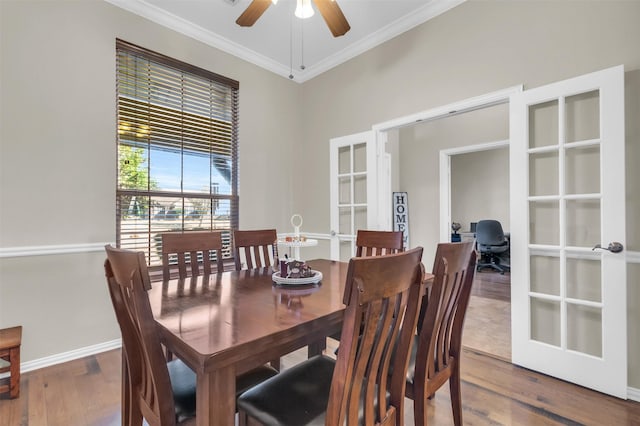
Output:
[233, 229, 278, 271]
[339, 230, 406, 306]
[355, 230, 404, 258]
[161, 231, 225, 281]
[104, 245, 177, 426]
[327, 247, 425, 425]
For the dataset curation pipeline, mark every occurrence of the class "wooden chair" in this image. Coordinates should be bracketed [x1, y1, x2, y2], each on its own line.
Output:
[237, 247, 426, 426]
[104, 245, 277, 426]
[0, 325, 22, 399]
[355, 229, 404, 257]
[161, 231, 226, 281]
[405, 242, 476, 426]
[329, 229, 405, 342]
[233, 229, 278, 270]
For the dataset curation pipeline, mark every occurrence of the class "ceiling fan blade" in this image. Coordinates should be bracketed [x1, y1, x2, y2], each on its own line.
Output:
[312, 0, 351, 37]
[236, 0, 272, 27]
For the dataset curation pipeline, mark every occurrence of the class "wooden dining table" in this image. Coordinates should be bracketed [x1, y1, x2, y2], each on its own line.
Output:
[148, 258, 350, 426]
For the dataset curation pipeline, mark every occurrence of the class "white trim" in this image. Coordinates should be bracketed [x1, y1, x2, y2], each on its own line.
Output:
[441, 139, 510, 156]
[105, 0, 464, 83]
[628, 386, 640, 402]
[374, 86, 522, 230]
[373, 86, 523, 133]
[0, 242, 111, 258]
[376, 131, 391, 231]
[438, 150, 451, 243]
[439, 139, 510, 243]
[0, 339, 122, 378]
[106, 0, 292, 78]
[627, 251, 640, 263]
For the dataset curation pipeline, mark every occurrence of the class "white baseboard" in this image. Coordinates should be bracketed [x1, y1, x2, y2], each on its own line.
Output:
[628, 386, 640, 402]
[13, 339, 121, 376]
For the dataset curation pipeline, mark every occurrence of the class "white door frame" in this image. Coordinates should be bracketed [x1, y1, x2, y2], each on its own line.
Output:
[372, 85, 523, 232]
[438, 139, 510, 243]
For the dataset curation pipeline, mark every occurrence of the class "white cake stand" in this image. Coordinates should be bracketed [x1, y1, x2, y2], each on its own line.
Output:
[277, 214, 318, 259]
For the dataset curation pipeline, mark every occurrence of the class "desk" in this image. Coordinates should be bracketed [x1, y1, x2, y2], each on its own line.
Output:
[459, 232, 476, 243]
[149, 259, 348, 426]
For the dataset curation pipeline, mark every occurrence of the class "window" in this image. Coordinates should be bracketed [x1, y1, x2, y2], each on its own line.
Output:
[116, 39, 238, 266]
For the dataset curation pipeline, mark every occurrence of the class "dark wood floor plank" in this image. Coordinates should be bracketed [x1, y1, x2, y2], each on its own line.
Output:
[74, 353, 121, 425]
[23, 369, 45, 426]
[41, 358, 89, 426]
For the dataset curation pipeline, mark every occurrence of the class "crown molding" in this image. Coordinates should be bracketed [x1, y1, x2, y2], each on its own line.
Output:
[105, 0, 464, 83]
[105, 0, 292, 78]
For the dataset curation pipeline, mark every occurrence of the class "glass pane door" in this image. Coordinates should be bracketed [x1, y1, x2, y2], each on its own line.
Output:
[510, 65, 626, 397]
[330, 132, 375, 261]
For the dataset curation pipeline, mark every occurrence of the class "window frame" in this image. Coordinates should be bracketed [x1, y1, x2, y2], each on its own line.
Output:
[115, 39, 239, 268]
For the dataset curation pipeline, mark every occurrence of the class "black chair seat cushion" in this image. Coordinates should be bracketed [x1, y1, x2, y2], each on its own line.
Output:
[238, 355, 391, 426]
[481, 243, 509, 254]
[169, 358, 278, 421]
[387, 334, 419, 387]
[168, 359, 198, 419]
[237, 355, 335, 426]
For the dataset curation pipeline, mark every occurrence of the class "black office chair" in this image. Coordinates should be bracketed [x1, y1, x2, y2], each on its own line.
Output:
[476, 219, 510, 274]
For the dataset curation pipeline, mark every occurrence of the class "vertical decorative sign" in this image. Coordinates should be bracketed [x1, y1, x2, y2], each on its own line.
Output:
[393, 192, 409, 250]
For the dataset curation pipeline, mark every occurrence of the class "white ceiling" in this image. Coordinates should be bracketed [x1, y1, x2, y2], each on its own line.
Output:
[107, 0, 464, 82]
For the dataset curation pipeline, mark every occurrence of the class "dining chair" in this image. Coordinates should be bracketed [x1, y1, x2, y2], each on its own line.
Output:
[233, 229, 278, 270]
[329, 229, 405, 343]
[0, 325, 22, 399]
[237, 246, 426, 426]
[355, 229, 404, 257]
[405, 242, 476, 426]
[104, 245, 278, 426]
[232, 228, 282, 369]
[161, 230, 226, 281]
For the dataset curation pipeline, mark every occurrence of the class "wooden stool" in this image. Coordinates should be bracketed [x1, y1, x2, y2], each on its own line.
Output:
[0, 326, 22, 399]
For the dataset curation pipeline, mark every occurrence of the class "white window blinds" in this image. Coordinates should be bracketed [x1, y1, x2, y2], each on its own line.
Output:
[116, 39, 239, 266]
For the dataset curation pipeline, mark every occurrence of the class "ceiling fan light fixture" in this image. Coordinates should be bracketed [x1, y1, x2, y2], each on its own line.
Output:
[295, 0, 314, 19]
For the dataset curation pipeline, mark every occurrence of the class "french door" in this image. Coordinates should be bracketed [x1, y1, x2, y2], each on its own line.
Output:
[329, 131, 376, 261]
[510, 65, 627, 397]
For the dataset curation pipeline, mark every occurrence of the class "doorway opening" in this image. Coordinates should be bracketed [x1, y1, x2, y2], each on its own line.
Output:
[444, 141, 511, 361]
[372, 87, 520, 362]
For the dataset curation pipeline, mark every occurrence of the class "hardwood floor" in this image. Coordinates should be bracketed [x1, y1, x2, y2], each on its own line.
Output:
[463, 270, 512, 360]
[471, 270, 510, 302]
[2, 345, 639, 425]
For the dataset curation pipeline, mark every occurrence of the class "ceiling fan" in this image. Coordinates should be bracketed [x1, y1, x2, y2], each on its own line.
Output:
[236, 0, 351, 37]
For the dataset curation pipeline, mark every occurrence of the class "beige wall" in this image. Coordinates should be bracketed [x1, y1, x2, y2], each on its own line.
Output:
[451, 147, 510, 233]
[398, 103, 509, 255]
[0, 0, 301, 361]
[295, 1, 640, 387]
